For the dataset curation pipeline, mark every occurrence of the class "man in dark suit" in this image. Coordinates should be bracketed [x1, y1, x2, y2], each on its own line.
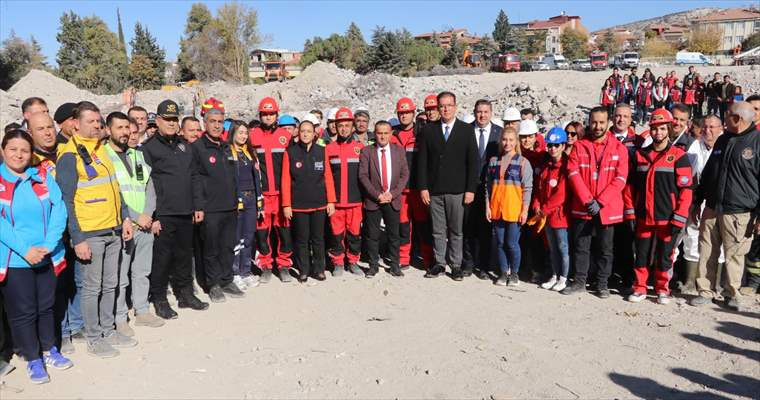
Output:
[417, 91, 480, 281]
[359, 121, 410, 278]
[463, 99, 502, 278]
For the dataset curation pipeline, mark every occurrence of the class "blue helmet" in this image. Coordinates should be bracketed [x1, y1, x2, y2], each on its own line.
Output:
[277, 114, 297, 126]
[546, 126, 567, 144]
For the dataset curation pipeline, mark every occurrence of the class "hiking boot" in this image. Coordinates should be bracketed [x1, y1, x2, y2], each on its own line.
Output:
[242, 275, 259, 288]
[260, 269, 273, 284]
[178, 291, 210, 311]
[135, 312, 165, 328]
[116, 321, 135, 337]
[87, 339, 119, 358]
[390, 265, 404, 277]
[209, 285, 226, 303]
[596, 289, 610, 299]
[222, 282, 245, 298]
[689, 294, 713, 307]
[451, 267, 464, 281]
[424, 265, 445, 278]
[26, 359, 49, 384]
[332, 265, 345, 277]
[43, 346, 73, 370]
[104, 330, 138, 348]
[551, 277, 567, 291]
[154, 301, 178, 320]
[561, 282, 586, 295]
[627, 292, 646, 303]
[278, 268, 293, 283]
[508, 273, 520, 286]
[60, 336, 75, 355]
[657, 293, 671, 305]
[365, 266, 379, 278]
[541, 275, 558, 289]
[0, 359, 15, 378]
[494, 273, 508, 286]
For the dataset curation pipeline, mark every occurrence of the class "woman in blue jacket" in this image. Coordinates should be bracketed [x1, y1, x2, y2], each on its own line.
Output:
[0, 129, 71, 384]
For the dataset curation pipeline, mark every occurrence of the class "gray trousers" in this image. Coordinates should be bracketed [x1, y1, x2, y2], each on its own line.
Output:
[80, 234, 121, 342]
[116, 228, 154, 322]
[429, 193, 465, 269]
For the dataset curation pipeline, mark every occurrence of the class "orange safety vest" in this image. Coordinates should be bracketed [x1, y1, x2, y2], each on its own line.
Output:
[488, 154, 528, 222]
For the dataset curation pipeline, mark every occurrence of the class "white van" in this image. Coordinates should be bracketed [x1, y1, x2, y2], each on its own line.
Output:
[675, 51, 713, 65]
[542, 54, 569, 70]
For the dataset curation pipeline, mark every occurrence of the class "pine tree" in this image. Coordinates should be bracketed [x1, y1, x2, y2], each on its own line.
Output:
[442, 34, 463, 67]
[364, 26, 407, 74]
[56, 11, 87, 83]
[117, 8, 128, 64]
[344, 22, 367, 70]
[129, 22, 166, 89]
[492, 9, 511, 53]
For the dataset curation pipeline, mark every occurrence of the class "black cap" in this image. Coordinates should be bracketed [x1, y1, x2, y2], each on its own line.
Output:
[54, 102, 77, 124]
[157, 100, 179, 119]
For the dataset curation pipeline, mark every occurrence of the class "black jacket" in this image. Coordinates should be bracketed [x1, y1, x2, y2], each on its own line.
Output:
[140, 132, 195, 216]
[191, 134, 237, 213]
[417, 119, 479, 195]
[697, 125, 760, 216]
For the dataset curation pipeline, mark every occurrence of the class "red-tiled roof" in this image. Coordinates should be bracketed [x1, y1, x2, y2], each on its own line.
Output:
[528, 20, 564, 29]
[693, 8, 760, 22]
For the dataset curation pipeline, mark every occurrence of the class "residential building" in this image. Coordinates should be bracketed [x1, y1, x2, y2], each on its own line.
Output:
[519, 12, 587, 55]
[648, 24, 690, 47]
[692, 8, 760, 63]
[591, 28, 644, 51]
[249, 48, 303, 80]
[414, 29, 481, 49]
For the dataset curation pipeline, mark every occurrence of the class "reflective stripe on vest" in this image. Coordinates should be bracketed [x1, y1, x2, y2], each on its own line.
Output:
[105, 146, 150, 214]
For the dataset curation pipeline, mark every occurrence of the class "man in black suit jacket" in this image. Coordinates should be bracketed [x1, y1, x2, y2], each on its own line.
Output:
[417, 91, 479, 280]
[463, 99, 502, 278]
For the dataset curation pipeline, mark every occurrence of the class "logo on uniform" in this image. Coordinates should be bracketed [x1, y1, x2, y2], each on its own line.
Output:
[295, 161, 303, 169]
[548, 134, 559, 143]
[742, 147, 754, 160]
[680, 176, 689, 185]
[178, 143, 186, 152]
[0, 184, 4, 192]
[279, 136, 287, 145]
[354, 147, 361, 155]
[315, 161, 324, 171]
[166, 104, 177, 113]
[549, 178, 558, 187]
[666, 154, 675, 163]
[209, 156, 216, 164]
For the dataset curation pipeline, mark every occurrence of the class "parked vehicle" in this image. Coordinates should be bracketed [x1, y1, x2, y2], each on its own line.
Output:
[490, 53, 521, 72]
[264, 62, 289, 82]
[572, 59, 593, 71]
[462, 49, 482, 68]
[530, 61, 551, 71]
[590, 51, 608, 70]
[542, 54, 569, 70]
[675, 51, 714, 65]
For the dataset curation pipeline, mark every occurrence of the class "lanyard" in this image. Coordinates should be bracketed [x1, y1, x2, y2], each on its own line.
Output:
[592, 137, 610, 180]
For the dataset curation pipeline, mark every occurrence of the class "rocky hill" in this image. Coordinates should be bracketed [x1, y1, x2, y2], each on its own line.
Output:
[592, 7, 718, 34]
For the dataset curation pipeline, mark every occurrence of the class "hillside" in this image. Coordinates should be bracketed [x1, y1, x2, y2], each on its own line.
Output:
[592, 7, 718, 34]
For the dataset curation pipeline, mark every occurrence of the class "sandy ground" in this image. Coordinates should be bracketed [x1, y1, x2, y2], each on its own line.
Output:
[0, 263, 757, 399]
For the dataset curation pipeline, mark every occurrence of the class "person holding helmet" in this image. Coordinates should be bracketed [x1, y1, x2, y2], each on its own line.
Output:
[423, 95, 440, 123]
[277, 115, 298, 140]
[249, 97, 294, 283]
[533, 127, 571, 292]
[501, 107, 521, 132]
[391, 97, 433, 270]
[624, 109, 693, 304]
[323, 107, 340, 144]
[326, 108, 365, 276]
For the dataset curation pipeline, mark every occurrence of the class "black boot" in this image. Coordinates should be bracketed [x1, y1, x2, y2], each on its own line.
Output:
[390, 264, 404, 277]
[365, 266, 379, 278]
[178, 289, 210, 310]
[154, 300, 178, 320]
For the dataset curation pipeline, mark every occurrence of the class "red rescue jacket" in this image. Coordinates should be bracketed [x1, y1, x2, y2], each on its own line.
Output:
[250, 126, 291, 196]
[326, 136, 364, 207]
[531, 154, 570, 228]
[391, 123, 421, 191]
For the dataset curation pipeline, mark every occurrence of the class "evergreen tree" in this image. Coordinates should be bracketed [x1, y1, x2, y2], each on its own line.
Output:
[117, 8, 127, 62]
[364, 26, 407, 74]
[442, 34, 463, 67]
[79, 16, 128, 93]
[492, 9, 511, 53]
[129, 22, 166, 89]
[0, 32, 48, 89]
[56, 11, 87, 83]
[344, 22, 367, 70]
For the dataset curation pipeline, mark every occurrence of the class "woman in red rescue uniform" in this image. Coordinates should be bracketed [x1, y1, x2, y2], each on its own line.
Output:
[325, 108, 365, 276]
[624, 109, 693, 305]
[281, 121, 336, 282]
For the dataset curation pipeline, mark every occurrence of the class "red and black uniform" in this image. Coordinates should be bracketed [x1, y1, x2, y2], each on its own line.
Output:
[624, 143, 693, 295]
[391, 124, 433, 267]
[521, 138, 547, 173]
[531, 155, 570, 229]
[250, 125, 293, 270]
[611, 127, 650, 152]
[281, 141, 336, 277]
[326, 136, 364, 267]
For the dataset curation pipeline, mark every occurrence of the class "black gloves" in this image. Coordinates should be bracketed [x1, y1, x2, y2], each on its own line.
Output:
[586, 200, 601, 216]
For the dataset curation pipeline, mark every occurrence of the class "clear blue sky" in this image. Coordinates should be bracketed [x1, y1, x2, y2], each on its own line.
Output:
[0, 0, 753, 66]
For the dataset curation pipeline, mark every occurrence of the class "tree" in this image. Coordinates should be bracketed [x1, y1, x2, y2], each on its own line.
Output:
[405, 39, 445, 72]
[599, 30, 620, 55]
[301, 34, 348, 67]
[56, 11, 87, 84]
[492, 9, 511, 53]
[524, 29, 547, 56]
[116, 8, 127, 63]
[129, 22, 166, 89]
[213, 1, 261, 83]
[473, 34, 497, 57]
[442, 33, 463, 67]
[560, 28, 589, 60]
[0, 32, 48, 89]
[177, 3, 213, 81]
[363, 26, 408, 74]
[688, 26, 723, 54]
[741, 31, 760, 50]
[344, 22, 368, 70]
[641, 37, 676, 58]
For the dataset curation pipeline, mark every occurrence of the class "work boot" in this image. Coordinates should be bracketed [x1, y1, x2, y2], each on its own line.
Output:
[178, 290, 210, 310]
[222, 282, 245, 298]
[153, 301, 178, 320]
[209, 285, 226, 303]
[135, 312, 165, 328]
[462, 267, 473, 278]
[390, 265, 404, 277]
[679, 261, 699, 295]
[260, 269, 273, 284]
[365, 266, 379, 278]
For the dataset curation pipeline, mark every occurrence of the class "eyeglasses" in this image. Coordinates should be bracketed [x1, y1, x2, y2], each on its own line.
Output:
[546, 143, 563, 148]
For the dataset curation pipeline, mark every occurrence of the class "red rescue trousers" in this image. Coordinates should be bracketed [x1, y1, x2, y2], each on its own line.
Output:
[633, 221, 676, 295]
[255, 194, 293, 270]
[329, 206, 362, 266]
[400, 190, 433, 267]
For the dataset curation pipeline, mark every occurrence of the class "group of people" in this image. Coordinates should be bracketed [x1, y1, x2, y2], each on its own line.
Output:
[600, 66, 744, 125]
[0, 85, 759, 385]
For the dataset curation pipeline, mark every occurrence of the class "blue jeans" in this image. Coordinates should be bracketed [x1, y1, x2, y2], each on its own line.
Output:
[493, 221, 521, 274]
[546, 226, 570, 278]
[233, 206, 257, 278]
[57, 259, 83, 337]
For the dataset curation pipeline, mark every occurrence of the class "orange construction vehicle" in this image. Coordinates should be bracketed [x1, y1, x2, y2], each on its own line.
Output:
[462, 49, 482, 68]
[264, 61, 289, 82]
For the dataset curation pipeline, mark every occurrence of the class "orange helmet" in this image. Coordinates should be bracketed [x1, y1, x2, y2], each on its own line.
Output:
[334, 107, 354, 122]
[396, 97, 416, 113]
[649, 108, 674, 127]
[201, 97, 225, 116]
[258, 97, 279, 113]
[423, 94, 438, 110]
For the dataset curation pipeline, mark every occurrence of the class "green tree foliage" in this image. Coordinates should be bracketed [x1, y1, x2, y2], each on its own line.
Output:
[363, 26, 409, 74]
[116, 8, 127, 64]
[177, 3, 213, 81]
[442, 33, 463, 67]
[56, 11, 86, 84]
[300, 22, 367, 71]
[641, 37, 676, 58]
[473, 34, 497, 57]
[741, 32, 760, 50]
[0, 32, 48, 89]
[344, 22, 368, 70]
[213, 1, 261, 83]
[405, 40, 445, 72]
[599, 30, 620, 55]
[492, 9, 510, 53]
[524, 29, 547, 56]
[128, 22, 166, 89]
[560, 28, 589, 60]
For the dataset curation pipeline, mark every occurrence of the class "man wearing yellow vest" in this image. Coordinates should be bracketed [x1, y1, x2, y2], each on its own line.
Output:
[56, 101, 135, 359]
[104, 112, 165, 334]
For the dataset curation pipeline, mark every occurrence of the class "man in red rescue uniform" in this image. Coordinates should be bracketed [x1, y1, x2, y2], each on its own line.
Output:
[423, 95, 440, 124]
[249, 97, 293, 283]
[391, 97, 434, 269]
[624, 109, 693, 304]
[562, 106, 629, 298]
[326, 108, 365, 276]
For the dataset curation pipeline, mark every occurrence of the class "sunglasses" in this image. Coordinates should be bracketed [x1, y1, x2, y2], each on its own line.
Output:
[566, 131, 577, 137]
[546, 143, 563, 148]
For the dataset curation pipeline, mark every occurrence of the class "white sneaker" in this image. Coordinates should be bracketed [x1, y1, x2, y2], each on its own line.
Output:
[551, 277, 567, 291]
[541, 275, 558, 289]
[242, 275, 259, 288]
[627, 293, 646, 303]
[233, 275, 247, 291]
[657, 293, 671, 305]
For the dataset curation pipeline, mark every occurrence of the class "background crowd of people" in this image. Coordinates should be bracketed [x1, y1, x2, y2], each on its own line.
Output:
[0, 72, 758, 385]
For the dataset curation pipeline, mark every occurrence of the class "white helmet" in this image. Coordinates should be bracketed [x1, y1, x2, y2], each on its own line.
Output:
[518, 119, 539, 136]
[491, 118, 504, 128]
[302, 113, 320, 126]
[462, 114, 475, 124]
[502, 107, 521, 122]
[327, 107, 339, 121]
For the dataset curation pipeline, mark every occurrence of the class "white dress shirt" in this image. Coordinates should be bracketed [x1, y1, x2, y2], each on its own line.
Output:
[475, 123, 491, 151]
[441, 120, 455, 139]
[377, 143, 392, 191]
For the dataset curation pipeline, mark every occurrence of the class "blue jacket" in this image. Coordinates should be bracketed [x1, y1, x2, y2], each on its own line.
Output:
[0, 163, 67, 270]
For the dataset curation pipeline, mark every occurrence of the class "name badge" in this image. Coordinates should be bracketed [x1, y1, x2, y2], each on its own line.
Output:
[314, 161, 324, 171]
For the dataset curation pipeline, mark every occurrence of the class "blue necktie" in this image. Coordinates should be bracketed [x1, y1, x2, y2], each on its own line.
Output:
[444, 125, 450, 142]
[479, 128, 486, 157]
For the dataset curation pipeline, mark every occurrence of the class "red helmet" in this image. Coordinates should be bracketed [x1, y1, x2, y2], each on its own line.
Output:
[423, 94, 438, 110]
[334, 107, 354, 122]
[396, 97, 416, 113]
[201, 97, 225, 116]
[258, 97, 279, 113]
[649, 108, 674, 127]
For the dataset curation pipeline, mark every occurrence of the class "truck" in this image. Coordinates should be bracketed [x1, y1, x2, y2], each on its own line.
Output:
[264, 61, 289, 82]
[675, 51, 713, 65]
[542, 54, 569, 70]
[611, 52, 640, 69]
[462, 49, 482, 68]
[589, 51, 608, 70]
[490, 53, 521, 72]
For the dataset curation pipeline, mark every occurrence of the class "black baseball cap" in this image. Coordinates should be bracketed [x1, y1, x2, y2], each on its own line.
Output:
[54, 102, 77, 124]
[157, 100, 179, 119]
